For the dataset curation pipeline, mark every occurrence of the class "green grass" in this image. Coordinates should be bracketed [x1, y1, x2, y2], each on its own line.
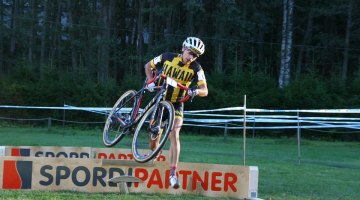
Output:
[1, 126, 360, 200]
[0, 190, 216, 200]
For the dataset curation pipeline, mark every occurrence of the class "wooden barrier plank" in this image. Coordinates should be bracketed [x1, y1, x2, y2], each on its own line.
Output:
[102, 159, 155, 167]
[0, 146, 259, 199]
[108, 175, 143, 194]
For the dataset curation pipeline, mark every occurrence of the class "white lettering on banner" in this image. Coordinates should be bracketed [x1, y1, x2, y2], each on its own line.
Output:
[0, 146, 5, 156]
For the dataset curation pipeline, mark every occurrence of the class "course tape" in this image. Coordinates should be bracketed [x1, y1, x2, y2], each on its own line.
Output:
[183, 123, 360, 130]
[246, 108, 360, 113]
[1, 104, 359, 114]
[1, 105, 359, 130]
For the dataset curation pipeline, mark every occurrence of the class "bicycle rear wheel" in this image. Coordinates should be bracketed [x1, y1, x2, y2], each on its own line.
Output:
[132, 100, 175, 163]
[103, 90, 137, 147]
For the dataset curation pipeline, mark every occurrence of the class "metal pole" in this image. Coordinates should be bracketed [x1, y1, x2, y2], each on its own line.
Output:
[243, 95, 247, 166]
[48, 117, 51, 129]
[297, 110, 301, 164]
[63, 102, 66, 128]
[224, 122, 228, 138]
[252, 112, 256, 138]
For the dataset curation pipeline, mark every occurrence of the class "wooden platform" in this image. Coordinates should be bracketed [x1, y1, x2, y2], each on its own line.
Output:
[108, 175, 143, 194]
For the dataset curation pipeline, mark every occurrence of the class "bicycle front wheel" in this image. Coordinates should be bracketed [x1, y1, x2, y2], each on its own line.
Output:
[132, 100, 175, 163]
[103, 90, 137, 147]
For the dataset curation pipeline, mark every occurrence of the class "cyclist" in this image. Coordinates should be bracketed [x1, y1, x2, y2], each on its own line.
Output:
[144, 37, 208, 189]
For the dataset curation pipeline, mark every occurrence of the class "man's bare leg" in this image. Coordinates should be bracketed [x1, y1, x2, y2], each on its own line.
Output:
[169, 118, 183, 189]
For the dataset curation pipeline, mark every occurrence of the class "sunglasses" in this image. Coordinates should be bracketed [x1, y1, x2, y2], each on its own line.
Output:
[187, 49, 199, 58]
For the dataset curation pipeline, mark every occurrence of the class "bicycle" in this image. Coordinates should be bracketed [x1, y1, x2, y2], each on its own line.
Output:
[102, 72, 191, 163]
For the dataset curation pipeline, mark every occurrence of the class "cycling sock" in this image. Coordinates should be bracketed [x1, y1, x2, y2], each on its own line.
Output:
[170, 166, 177, 176]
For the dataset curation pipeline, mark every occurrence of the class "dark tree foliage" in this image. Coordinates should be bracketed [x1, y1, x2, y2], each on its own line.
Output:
[0, 0, 359, 134]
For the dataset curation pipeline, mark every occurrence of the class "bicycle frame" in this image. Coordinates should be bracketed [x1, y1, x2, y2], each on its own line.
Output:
[131, 82, 165, 127]
[120, 73, 190, 134]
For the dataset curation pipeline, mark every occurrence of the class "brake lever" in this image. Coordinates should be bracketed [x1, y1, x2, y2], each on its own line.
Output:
[190, 95, 195, 102]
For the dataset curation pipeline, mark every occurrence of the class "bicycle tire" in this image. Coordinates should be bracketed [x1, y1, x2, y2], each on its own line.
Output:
[132, 100, 175, 163]
[103, 90, 137, 147]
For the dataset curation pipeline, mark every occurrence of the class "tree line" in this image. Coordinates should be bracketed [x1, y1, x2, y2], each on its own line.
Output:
[0, 0, 359, 113]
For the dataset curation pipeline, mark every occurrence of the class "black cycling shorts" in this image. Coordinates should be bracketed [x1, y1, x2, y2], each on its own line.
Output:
[172, 102, 184, 120]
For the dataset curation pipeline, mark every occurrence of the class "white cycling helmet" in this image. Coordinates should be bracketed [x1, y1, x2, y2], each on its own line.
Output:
[182, 37, 205, 56]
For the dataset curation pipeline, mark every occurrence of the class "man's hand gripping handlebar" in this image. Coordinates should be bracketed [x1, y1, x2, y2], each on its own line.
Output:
[145, 71, 159, 92]
[160, 74, 193, 103]
[145, 71, 193, 102]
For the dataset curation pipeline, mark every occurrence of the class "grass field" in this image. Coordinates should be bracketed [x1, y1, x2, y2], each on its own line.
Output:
[0, 126, 359, 200]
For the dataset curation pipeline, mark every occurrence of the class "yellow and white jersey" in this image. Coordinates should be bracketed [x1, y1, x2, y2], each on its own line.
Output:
[150, 52, 206, 103]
